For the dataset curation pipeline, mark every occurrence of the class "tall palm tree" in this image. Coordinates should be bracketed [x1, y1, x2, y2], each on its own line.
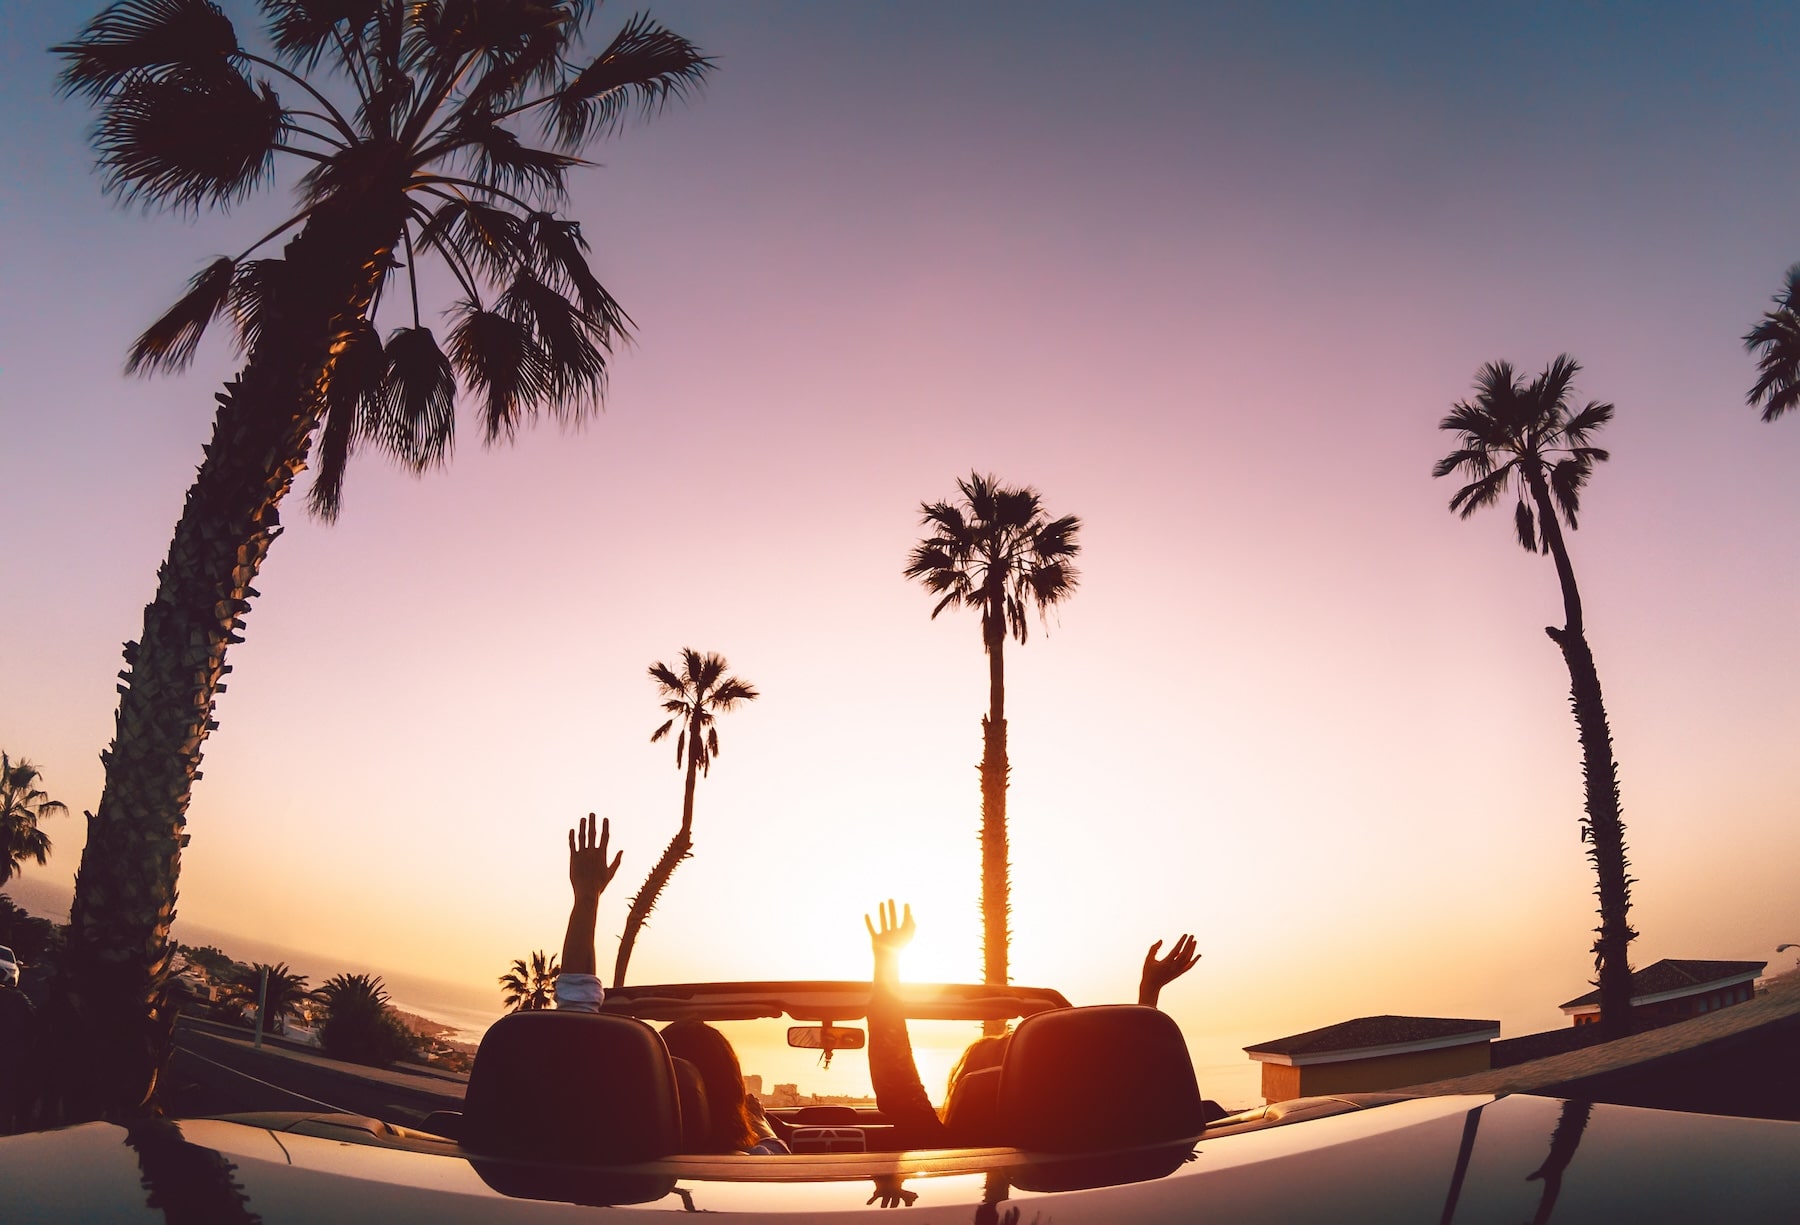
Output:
[612, 649, 758, 987]
[1, 755, 67, 887]
[499, 949, 559, 1012]
[903, 473, 1081, 998]
[1744, 263, 1800, 421]
[1434, 355, 1637, 1038]
[51, 0, 711, 1117]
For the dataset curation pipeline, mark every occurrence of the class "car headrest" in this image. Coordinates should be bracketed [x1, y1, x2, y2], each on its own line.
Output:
[943, 1065, 1003, 1145]
[996, 1005, 1205, 1152]
[669, 1057, 711, 1153]
[462, 1011, 682, 1164]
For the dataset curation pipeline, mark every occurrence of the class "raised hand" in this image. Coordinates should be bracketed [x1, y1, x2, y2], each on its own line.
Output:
[864, 899, 916, 955]
[569, 812, 624, 903]
[865, 899, 915, 988]
[1138, 933, 1200, 1007]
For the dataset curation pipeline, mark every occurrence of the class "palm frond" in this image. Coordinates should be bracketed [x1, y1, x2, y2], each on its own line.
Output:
[647, 661, 683, 692]
[369, 325, 457, 470]
[94, 66, 285, 209]
[1513, 497, 1539, 553]
[447, 298, 552, 439]
[498, 267, 611, 409]
[445, 111, 580, 198]
[307, 318, 385, 520]
[550, 13, 713, 147]
[263, 0, 381, 71]
[650, 719, 673, 743]
[526, 211, 631, 331]
[1549, 457, 1591, 529]
[1446, 463, 1514, 517]
[54, 0, 242, 100]
[417, 196, 531, 280]
[1561, 400, 1614, 444]
[127, 256, 236, 373]
[1744, 264, 1800, 422]
[226, 257, 291, 355]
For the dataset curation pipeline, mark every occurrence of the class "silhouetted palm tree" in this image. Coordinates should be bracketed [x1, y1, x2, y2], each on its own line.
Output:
[1744, 263, 1800, 421]
[1434, 356, 1637, 1037]
[499, 949, 559, 1012]
[52, 0, 710, 1116]
[904, 473, 1081, 996]
[315, 972, 414, 1064]
[1, 755, 67, 887]
[613, 650, 758, 987]
[223, 962, 310, 1035]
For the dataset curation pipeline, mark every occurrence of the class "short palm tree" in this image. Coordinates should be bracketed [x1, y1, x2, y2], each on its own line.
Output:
[52, 0, 710, 1117]
[1744, 263, 1800, 421]
[315, 972, 414, 1064]
[1, 755, 67, 887]
[904, 473, 1080, 998]
[612, 649, 758, 987]
[499, 949, 559, 1012]
[225, 962, 310, 1034]
[1434, 355, 1637, 1037]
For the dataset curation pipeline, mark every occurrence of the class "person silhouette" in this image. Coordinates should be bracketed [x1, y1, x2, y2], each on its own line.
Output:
[862, 900, 1200, 1146]
[552, 814, 786, 1154]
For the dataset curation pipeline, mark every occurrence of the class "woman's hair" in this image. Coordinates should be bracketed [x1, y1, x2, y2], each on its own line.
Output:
[940, 1033, 1010, 1120]
[661, 1019, 757, 1153]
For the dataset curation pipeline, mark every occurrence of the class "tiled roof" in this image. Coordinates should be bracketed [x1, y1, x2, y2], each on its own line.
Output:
[1245, 1015, 1498, 1058]
[1558, 959, 1767, 1011]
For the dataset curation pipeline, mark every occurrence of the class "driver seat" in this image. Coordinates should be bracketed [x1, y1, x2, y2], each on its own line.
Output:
[995, 1005, 1205, 1152]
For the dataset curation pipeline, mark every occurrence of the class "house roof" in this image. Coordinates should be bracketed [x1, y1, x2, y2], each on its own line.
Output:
[1558, 959, 1767, 1012]
[1245, 1015, 1499, 1066]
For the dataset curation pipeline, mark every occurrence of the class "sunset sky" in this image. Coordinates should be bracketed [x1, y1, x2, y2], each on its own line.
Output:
[2, 3, 1798, 1105]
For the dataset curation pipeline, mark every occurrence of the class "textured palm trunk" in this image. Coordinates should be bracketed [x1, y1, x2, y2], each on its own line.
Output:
[1529, 472, 1636, 1039]
[979, 613, 1010, 1035]
[51, 191, 409, 1121]
[614, 716, 703, 988]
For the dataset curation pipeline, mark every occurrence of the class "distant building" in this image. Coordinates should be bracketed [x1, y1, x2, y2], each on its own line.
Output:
[1245, 1015, 1499, 1103]
[743, 1074, 763, 1098]
[1559, 959, 1767, 1028]
[769, 1083, 800, 1108]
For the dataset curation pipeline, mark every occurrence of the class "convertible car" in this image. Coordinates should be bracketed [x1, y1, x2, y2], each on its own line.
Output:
[3, 980, 1798, 1222]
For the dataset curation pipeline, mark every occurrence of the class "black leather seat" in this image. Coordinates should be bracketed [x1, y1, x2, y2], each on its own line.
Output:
[943, 1064, 1003, 1145]
[995, 1005, 1206, 1153]
[669, 1057, 711, 1153]
[462, 1011, 683, 1164]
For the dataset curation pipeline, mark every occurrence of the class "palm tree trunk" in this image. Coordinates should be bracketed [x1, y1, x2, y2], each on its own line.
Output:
[613, 723, 703, 988]
[51, 195, 409, 1121]
[979, 620, 1010, 1024]
[1530, 476, 1636, 1039]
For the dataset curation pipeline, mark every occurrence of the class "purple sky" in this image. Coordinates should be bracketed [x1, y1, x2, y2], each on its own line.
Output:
[3, 3, 1797, 1102]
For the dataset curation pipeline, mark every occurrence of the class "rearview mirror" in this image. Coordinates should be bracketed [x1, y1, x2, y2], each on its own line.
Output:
[788, 1024, 865, 1051]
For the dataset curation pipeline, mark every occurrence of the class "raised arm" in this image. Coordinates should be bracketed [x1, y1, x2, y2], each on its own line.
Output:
[1137, 933, 1200, 1008]
[561, 813, 623, 978]
[863, 900, 948, 1145]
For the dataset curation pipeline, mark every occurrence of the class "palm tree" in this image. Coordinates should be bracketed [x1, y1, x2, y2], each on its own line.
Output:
[51, 1, 711, 1116]
[499, 949, 559, 1012]
[903, 473, 1081, 998]
[315, 972, 414, 1065]
[222, 962, 310, 1035]
[1434, 355, 1637, 1038]
[1, 755, 67, 887]
[1744, 263, 1800, 421]
[613, 650, 758, 987]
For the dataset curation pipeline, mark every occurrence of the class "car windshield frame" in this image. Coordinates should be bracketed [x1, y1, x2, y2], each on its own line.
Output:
[598, 980, 1071, 1024]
